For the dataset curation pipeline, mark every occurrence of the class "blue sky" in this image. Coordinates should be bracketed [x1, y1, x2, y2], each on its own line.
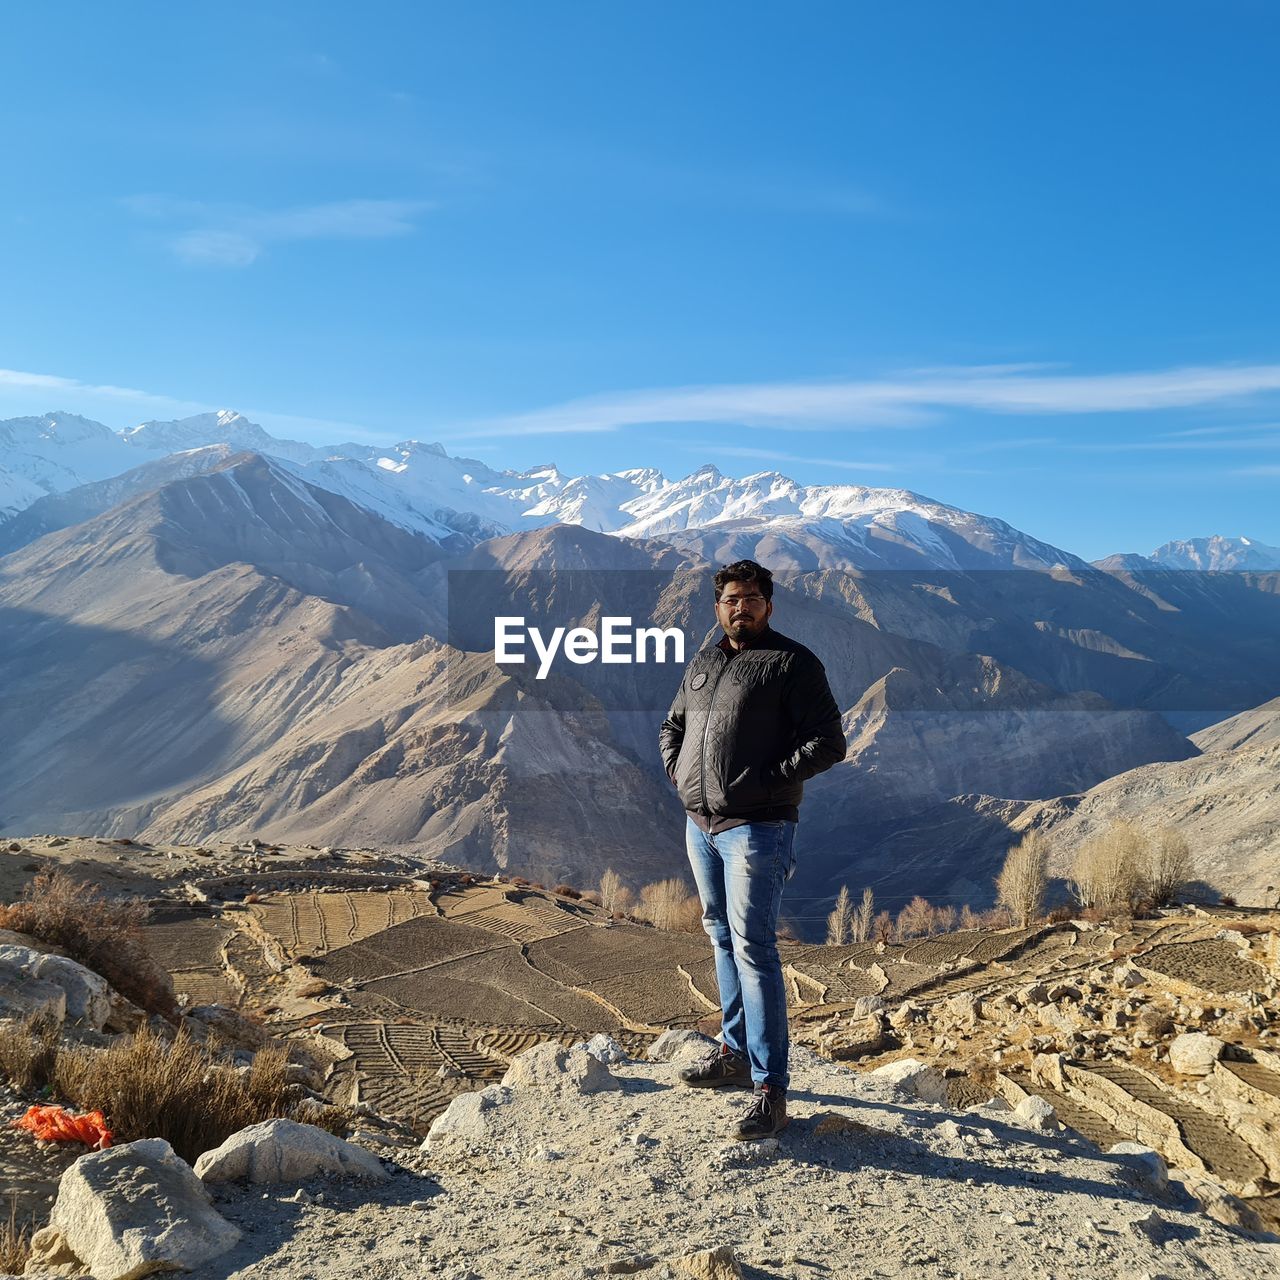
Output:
[2, 2, 1278, 560]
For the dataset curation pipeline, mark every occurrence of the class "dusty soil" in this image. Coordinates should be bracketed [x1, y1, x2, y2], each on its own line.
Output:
[188, 1047, 1279, 1280]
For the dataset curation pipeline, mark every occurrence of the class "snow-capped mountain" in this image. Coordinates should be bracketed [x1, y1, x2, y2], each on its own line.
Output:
[0, 407, 1089, 570]
[120, 410, 323, 465]
[0, 412, 156, 519]
[1094, 534, 1280, 572]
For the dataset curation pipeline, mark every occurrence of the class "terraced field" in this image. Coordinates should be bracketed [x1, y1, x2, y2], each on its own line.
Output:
[248, 890, 432, 958]
[140, 913, 241, 1006]
[1139, 939, 1269, 993]
[130, 863, 1278, 1167]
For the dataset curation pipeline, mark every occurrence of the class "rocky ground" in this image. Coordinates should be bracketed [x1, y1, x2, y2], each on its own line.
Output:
[0, 834, 1276, 1278]
[175, 1039, 1280, 1280]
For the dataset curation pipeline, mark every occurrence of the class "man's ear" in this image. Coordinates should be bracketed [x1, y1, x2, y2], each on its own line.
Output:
[765, 599, 774, 620]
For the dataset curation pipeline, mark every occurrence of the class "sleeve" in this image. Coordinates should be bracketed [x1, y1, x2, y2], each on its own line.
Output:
[658, 676, 687, 785]
[769, 653, 846, 785]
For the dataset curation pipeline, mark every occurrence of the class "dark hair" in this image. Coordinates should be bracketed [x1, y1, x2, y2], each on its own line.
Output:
[714, 559, 773, 601]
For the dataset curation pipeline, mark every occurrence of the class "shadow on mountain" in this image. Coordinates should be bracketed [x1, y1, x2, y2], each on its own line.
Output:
[0, 605, 235, 831]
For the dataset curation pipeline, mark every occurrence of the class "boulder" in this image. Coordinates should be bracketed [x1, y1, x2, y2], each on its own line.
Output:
[645, 1029, 714, 1063]
[182, 1003, 271, 1051]
[1013, 1095, 1060, 1132]
[424, 1085, 512, 1150]
[580, 1033, 629, 1065]
[887, 1000, 925, 1030]
[0, 946, 112, 1030]
[673, 1245, 743, 1279]
[1169, 1032, 1224, 1076]
[502, 1041, 620, 1093]
[864, 1058, 948, 1105]
[0, 971, 65, 1025]
[194, 1118, 388, 1183]
[1179, 1174, 1265, 1231]
[1017, 983, 1051, 1008]
[1109, 1142, 1169, 1195]
[47, 1138, 240, 1279]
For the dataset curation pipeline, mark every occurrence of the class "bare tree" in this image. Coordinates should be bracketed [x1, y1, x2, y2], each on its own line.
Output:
[1070, 820, 1145, 913]
[636, 878, 701, 932]
[853, 887, 875, 944]
[1146, 826, 1195, 907]
[872, 910, 895, 943]
[826, 885, 853, 946]
[896, 895, 934, 940]
[996, 830, 1049, 927]
[599, 869, 634, 916]
[933, 904, 958, 934]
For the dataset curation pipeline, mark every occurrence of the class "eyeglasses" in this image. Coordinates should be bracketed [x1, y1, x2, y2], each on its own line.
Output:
[716, 594, 767, 607]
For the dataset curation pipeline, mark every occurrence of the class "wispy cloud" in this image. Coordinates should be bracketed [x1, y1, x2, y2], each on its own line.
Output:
[1229, 464, 1280, 476]
[1163, 422, 1280, 438]
[683, 444, 897, 472]
[123, 195, 435, 266]
[450, 362, 1280, 439]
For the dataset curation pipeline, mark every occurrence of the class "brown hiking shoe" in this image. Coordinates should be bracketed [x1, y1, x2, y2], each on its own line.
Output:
[678, 1043, 752, 1089]
[734, 1083, 788, 1140]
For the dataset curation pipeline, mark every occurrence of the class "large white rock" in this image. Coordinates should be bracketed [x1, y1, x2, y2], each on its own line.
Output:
[194, 1118, 388, 1183]
[645, 1029, 714, 1064]
[1169, 1032, 1224, 1076]
[48, 1137, 240, 1279]
[424, 1084, 512, 1150]
[579, 1033, 629, 1065]
[0, 944, 115, 1029]
[1013, 1094, 1061, 1132]
[501, 1041, 621, 1093]
[0, 971, 65, 1025]
[864, 1058, 948, 1105]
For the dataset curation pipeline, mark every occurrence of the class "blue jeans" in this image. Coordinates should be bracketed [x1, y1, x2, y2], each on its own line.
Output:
[684, 816, 797, 1091]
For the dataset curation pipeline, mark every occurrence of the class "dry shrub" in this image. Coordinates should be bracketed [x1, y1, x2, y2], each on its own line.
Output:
[52, 1024, 290, 1163]
[579, 890, 602, 907]
[0, 1014, 62, 1093]
[635, 879, 702, 932]
[964, 1056, 999, 1095]
[996, 831, 1049, 927]
[1045, 902, 1074, 924]
[552, 884, 582, 900]
[0, 1196, 32, 1276]
[0, 871, 177, 1020]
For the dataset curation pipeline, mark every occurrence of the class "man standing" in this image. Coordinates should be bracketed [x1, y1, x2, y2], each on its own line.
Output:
[659, 560, 846, 1139]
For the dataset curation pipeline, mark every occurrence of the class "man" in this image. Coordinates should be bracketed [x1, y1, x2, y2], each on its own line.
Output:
[658, 559, 846, 1139]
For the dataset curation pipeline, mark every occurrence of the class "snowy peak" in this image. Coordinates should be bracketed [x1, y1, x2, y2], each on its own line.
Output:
[1, 406, 1088, 570]
[1094, 534, 1280, 572]
[121, 411, 320, 464]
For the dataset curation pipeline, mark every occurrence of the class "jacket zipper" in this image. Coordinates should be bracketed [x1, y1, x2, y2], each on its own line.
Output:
[696, 653, 731, 815]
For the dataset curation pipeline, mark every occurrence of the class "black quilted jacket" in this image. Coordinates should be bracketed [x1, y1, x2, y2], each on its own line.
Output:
[658, 627, 846, 824]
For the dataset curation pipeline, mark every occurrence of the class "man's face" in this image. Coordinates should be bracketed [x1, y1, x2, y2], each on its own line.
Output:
[715, 581, 773, 644]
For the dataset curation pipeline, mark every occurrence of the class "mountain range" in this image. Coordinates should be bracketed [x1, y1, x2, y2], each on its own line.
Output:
[2, 408, 1278, 926]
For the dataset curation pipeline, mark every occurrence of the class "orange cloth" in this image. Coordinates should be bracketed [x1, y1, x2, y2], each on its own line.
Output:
[13, 1104, 112, 1148]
